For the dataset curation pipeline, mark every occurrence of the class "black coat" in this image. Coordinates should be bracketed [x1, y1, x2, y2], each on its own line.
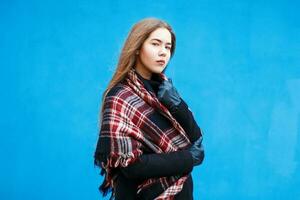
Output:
[112, 73, 204, 200]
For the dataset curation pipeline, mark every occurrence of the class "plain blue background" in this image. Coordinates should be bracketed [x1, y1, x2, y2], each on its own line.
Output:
[1, 0, 299, 199]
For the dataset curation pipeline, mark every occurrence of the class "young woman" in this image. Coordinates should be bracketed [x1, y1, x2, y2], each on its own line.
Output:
[94, 18, 204, 200]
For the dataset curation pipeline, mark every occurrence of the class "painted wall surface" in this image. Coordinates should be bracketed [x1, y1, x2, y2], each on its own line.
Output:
[1, 0, 299, 199]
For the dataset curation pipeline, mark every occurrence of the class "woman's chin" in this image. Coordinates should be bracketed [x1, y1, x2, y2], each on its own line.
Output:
[152, 66, 166, 74]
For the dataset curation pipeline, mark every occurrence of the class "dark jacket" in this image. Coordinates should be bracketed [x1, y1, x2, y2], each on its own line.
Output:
[113, 72, 203, 200]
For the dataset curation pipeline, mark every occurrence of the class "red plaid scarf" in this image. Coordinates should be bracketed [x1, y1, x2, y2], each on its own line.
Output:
[96, 68, 192, 199]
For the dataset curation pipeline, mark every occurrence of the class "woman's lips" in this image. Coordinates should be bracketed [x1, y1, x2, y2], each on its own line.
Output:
[156, 60, 165, 65]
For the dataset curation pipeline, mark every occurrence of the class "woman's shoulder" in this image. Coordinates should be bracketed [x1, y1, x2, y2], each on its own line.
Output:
[103, 82, 142, 112]
[105, 82, 137, 102]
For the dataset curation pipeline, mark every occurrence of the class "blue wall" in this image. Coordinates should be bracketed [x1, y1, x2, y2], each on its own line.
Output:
[1, 0, 299, 199]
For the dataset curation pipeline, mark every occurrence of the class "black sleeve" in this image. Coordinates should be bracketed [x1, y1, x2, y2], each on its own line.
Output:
[169, 99, 202, 143]
[120, 150, 193, 180]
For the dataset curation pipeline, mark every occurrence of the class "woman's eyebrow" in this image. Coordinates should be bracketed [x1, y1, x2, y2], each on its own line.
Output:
[150, 38, 172, 45]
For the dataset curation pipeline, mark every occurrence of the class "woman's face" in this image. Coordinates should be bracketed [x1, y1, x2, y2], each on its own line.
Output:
[135, 28, 172, 79]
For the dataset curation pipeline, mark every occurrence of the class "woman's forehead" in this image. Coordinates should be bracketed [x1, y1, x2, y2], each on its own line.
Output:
[147, 28, 172, 44]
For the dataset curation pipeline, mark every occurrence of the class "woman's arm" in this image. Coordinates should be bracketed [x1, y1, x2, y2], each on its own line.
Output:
[114, 150, 194, 199]
[169, 99, 202, 143]
[157, 79, 203, 143]
[120, 150, 193, 180]
[116, 139, 203, 199]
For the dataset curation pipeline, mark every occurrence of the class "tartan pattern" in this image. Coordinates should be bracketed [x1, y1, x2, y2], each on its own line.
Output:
[98, 68, 192, 198]
[154, 176, 187, 200]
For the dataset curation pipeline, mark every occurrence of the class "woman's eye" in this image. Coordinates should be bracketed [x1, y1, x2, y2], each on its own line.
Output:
[152, 43, 159, 46]
[166, 46, 171, 50]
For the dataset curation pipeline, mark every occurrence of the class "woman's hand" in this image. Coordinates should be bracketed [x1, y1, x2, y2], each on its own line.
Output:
[157, 78, 181, 110]
[188, 136, 204, 166]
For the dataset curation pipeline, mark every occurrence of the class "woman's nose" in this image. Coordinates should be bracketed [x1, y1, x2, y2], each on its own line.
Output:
[158, 47, 167, 56]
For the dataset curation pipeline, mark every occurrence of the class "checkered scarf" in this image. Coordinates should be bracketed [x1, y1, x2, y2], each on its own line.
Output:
[95, 68, 192, 199]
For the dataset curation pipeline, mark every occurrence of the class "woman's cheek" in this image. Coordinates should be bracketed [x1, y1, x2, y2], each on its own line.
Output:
[145, 46, 154, 57]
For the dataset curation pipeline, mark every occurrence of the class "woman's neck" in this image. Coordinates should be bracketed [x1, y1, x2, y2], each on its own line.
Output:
[134, 65, 152, 80]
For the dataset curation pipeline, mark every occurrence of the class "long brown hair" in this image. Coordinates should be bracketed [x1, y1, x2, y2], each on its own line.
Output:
[101, 18, 176, 109]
